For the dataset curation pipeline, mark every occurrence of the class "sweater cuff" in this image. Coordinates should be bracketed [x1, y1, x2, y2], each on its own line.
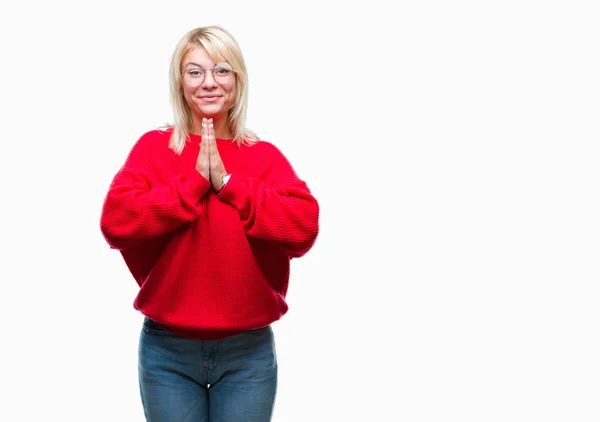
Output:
[216, 174, 248, 218]
[183, 170, 211, 201]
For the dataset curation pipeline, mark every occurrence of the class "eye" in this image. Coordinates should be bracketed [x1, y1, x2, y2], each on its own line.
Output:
[214, 68, 231, 76]
[186, 69, 203, 77]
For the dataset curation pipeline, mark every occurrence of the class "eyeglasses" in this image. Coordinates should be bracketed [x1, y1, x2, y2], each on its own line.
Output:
[182, 62, 235, 85]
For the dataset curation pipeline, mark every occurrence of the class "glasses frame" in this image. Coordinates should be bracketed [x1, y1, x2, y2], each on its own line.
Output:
[181, 62, 236, 85]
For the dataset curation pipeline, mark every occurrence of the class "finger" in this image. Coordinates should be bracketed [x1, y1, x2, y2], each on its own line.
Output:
[209, 120, 217, 156]
[202, 119, 209, 155]
[209, 119, 215, 144]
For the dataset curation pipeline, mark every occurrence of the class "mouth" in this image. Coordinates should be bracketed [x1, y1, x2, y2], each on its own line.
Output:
[199, 95, 221, 102]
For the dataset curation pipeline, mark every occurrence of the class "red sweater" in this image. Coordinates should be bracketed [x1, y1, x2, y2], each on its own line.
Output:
[100, 129, 319, 339]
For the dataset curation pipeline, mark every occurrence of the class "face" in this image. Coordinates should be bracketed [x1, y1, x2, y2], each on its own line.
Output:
[181, 47, 236, 123]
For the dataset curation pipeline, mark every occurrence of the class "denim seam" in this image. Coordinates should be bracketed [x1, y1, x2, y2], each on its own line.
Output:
[142, 325, 173, 336]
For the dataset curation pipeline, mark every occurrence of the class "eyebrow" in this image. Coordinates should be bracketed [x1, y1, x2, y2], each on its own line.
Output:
[183, 62, 209, 69]
[183, 61, 231, 69]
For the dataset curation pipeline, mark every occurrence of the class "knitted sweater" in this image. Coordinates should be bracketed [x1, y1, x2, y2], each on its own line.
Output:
[100, 129, 319, 339]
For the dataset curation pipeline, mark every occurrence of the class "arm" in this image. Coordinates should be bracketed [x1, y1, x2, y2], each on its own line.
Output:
[100, 134, 211, 250]
[217, 144, 319, 258]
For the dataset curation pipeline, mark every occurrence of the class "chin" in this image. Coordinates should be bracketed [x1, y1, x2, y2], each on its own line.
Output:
[198, 107, 226, 119]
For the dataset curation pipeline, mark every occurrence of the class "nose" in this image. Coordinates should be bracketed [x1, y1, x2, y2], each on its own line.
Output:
[201, 69, 218, 89]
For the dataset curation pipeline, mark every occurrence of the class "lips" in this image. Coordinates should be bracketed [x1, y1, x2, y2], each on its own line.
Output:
[200, 95, 221, 102]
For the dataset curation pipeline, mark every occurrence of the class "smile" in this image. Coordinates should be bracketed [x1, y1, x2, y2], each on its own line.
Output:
[200, 96, 221, 102]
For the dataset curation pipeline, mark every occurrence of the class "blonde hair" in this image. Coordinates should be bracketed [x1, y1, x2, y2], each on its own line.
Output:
[166, 25, 258, 154]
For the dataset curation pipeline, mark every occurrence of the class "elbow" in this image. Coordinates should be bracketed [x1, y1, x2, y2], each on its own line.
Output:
[100, 220, 123, 250]
[100, 214, 137, 251]
[288, 209, 320, 258]
[288, 235, 318, 259]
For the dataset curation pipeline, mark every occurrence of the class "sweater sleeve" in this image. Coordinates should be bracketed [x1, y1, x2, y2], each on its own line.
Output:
[217, 143, 319, 258]
[100, 133, 211, 250]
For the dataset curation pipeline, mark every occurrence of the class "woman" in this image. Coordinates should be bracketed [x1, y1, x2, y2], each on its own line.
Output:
[99, 25, 319, 422]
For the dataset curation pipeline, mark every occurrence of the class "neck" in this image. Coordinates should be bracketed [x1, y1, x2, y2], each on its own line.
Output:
[191, 114, 232, 139]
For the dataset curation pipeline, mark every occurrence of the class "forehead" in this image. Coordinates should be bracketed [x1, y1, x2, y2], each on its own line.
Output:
[182, 46, 224, 68]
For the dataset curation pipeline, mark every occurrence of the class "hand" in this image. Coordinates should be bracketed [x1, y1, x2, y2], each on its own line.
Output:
[206, 118, 228, 191]
[195, 118, 211, 181]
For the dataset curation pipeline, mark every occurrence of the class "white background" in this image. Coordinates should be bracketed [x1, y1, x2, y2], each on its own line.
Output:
[0, 1, 598, 421]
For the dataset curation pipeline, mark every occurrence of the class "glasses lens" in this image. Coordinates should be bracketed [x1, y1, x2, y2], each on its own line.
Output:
[183, 63, 233, 85]
[184, 68, 203, 84]
[214, 63, 233, 79]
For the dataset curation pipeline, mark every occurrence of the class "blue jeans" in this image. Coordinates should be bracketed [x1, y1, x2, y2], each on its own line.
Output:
[138, 317, 278, 422]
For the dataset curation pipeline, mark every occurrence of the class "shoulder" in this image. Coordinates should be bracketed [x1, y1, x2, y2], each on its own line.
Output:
[245, 139, 289, 161]
[137, 128, 173, 146]
[129, 128, 173, 154]
[120, 129, 174, 167]
[243, 139, 300, 180]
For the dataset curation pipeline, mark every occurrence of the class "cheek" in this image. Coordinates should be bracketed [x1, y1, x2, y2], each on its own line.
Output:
[182, 88, 197, 107]
[225, 85, 237, 105]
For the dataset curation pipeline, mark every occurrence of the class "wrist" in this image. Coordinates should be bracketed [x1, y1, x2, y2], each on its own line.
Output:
[217, 173, 231, 193]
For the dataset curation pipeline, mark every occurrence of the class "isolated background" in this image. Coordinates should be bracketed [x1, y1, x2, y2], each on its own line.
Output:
[1, 1, 598, 421]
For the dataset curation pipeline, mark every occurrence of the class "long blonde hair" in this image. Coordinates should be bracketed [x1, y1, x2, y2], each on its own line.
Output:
[166, 25, 258, 154]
